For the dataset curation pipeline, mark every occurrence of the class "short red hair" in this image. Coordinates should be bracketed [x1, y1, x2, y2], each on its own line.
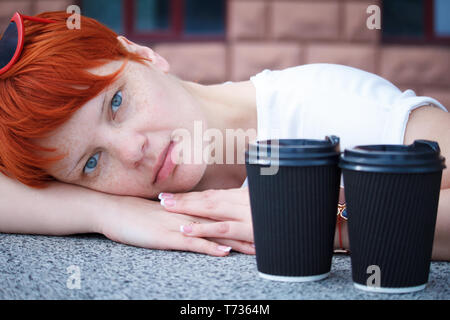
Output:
[0, 11, 147, 188]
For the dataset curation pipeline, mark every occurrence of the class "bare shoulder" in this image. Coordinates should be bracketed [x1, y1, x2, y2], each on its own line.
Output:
[404, 104, 450, 189]
[404, 104, 449, 145]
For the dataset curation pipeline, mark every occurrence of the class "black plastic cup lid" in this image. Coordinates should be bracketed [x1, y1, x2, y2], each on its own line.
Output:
[339, 140, 446, 173]
[245, 136, 341, 167]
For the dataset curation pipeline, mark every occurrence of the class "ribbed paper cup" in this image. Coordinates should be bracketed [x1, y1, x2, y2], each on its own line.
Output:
[340, 140, 446, 293]
[245, 136, 341, 281]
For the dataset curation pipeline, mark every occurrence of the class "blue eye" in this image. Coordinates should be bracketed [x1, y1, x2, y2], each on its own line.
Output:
[111, 91, 122, 114]
[83, 153, 99, 174]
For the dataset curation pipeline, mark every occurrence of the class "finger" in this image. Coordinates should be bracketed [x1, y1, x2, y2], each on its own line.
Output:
[210, 188, 250, 205]
[208, 238, 255, 255]
[180, 221, 254, 243]
[165, 232, 233, 257]
[164, 188, 249, 207]
[161, 195, 248, 221]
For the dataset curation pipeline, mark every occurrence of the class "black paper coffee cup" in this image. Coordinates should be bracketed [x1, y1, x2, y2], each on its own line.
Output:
[245, 136, 341, 281]
[339, 140, 446, 293]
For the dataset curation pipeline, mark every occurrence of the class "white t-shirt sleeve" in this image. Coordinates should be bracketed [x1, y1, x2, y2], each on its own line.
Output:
[244, 63, 448, 189]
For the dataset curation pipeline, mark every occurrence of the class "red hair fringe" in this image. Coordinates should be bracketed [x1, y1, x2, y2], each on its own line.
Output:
[0, 11, 147, 188]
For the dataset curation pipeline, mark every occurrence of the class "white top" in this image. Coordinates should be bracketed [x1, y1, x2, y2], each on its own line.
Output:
[241, 63, 448, 188]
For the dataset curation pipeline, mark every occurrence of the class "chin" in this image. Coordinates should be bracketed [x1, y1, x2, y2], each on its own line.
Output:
[159, 162, 206, 194]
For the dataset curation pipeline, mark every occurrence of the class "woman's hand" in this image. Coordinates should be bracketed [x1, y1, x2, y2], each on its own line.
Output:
[98, 195, 255, 257]
[159, 187, 255, 246]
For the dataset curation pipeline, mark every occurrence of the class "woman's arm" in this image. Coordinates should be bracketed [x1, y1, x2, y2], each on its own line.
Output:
[0, 174, 255, 256]
[433, 188, 450, 261]
[0, 174, 103, 235]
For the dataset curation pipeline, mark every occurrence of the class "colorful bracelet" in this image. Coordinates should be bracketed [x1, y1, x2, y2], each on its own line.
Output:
[335, 203, 350, 254]
[337, 203, 348, 221]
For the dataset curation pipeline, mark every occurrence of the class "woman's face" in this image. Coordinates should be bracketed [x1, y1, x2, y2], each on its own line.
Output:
[37, 53, 208, 199]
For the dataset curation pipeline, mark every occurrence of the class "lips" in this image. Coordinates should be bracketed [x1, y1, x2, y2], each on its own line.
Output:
[153, 140, 176, 184]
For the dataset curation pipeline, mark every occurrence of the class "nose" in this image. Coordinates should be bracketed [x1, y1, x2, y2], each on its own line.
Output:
[110, 131, 148, 168]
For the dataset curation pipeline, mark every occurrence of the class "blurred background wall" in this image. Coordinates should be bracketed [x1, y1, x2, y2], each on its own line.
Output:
[1, 0, 449, 109]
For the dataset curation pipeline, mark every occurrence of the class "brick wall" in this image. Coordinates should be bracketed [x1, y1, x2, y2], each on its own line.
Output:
[155, 0, 450, 109]
[1, 0, 449, 108]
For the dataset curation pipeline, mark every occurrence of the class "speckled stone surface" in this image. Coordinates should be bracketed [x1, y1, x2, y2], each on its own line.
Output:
[0, 233, 448, 300]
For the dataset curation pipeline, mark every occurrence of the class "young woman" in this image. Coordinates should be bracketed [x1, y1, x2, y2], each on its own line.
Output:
[1, 12, 449, 260]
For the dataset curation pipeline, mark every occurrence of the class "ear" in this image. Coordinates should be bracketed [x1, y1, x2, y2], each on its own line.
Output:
[117, 36, 170, 74]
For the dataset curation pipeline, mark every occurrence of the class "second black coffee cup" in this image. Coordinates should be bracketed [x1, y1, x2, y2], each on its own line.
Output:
[340, 140, 446, 293]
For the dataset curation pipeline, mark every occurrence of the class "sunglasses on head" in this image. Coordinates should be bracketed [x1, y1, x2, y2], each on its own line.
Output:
[0, 12, 56, 76]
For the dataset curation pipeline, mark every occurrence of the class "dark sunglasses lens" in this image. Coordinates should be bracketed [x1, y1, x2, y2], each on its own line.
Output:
[0, 21, 19, 70]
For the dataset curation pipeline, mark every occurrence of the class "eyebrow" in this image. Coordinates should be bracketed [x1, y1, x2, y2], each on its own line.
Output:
[66, 91, 108, 179]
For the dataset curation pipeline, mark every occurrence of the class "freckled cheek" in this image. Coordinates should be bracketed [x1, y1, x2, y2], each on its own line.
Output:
[96, 170, 151, 196]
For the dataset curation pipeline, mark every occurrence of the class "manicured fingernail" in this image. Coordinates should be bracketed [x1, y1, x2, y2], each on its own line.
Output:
[180, 225, 192, 233]
[217, 246, 232, 252]
[160, 198, 175, 207]
[158, 193, 173, 200]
